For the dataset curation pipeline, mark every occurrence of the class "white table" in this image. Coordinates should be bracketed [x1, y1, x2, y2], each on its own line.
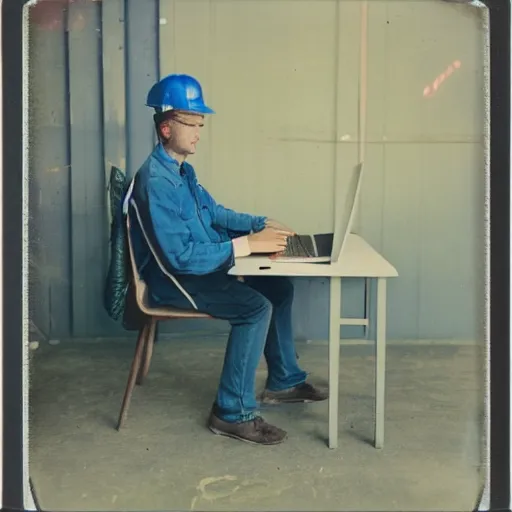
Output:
[229, 234, 398, 449]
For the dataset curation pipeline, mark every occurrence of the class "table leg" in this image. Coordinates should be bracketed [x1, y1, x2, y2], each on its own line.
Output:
[329, 276, 342, 449]
[364, 277, 371, 339]
[375, 277, 387, 449]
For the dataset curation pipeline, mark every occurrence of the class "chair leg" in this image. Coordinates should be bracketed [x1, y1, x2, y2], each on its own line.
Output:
[137, 317, 156, 385]
[116, 321, 150, 430]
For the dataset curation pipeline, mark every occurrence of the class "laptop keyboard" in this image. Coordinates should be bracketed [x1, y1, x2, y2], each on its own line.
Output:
[282, 235, 316, 257]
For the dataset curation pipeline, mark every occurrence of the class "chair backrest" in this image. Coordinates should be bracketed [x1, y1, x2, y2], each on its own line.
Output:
[126, 214, 151, 311]
[125, 200, 200, 311]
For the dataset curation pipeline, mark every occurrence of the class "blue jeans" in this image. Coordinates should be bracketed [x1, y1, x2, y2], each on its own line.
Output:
[146, 271, 308, 423]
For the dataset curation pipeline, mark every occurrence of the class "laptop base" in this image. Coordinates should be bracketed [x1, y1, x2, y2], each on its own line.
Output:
[273, 233, 334, 263]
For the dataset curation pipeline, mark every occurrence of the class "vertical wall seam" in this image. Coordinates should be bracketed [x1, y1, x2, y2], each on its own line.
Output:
[208, 0, 215, 185]
[63, 4, 73, 335]
[124, 0, 131, 178]
[156, 0, 161, 81]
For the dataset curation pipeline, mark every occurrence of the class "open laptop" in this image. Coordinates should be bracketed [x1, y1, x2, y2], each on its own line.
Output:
[271, 162, 364, 264]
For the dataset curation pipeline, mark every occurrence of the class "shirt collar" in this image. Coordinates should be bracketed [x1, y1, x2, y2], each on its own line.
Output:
[154, 143, 182, 175]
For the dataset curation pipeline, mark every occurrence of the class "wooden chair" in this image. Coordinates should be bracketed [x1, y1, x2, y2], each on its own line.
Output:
[116, 215, 211, 430]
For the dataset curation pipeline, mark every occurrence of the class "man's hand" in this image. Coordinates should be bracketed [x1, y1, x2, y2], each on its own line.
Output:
[265, 218, 295, 235]
[247, 227, 289, 254]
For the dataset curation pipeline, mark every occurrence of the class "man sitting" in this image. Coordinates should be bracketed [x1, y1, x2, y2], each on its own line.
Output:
[127, 73, 327, 445]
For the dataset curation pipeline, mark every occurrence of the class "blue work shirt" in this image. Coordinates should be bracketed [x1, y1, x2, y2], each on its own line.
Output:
[127, 143, 266, 305]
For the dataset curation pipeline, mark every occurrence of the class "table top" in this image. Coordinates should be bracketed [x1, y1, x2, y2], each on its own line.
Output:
[229, 234, 398, 278]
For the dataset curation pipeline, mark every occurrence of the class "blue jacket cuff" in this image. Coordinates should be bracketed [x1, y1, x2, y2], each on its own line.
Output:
[252, 216, 267, 233]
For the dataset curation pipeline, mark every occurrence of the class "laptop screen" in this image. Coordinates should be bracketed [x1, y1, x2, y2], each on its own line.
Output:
[331, 162, 364, 262]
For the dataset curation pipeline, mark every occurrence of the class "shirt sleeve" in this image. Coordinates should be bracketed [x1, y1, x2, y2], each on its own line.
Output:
[197, 183, 267, 234]
[232, 236, 251, 258]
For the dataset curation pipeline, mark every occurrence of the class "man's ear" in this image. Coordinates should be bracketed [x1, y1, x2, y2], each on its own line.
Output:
[156, 122, 171, 141]
[159, 122, 172, 140]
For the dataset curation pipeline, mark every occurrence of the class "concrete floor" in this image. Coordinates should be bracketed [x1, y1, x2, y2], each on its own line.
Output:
[28, 337, 485, 511]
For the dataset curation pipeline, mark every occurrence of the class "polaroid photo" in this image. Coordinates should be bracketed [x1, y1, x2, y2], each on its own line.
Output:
[1, 0, 511, 510]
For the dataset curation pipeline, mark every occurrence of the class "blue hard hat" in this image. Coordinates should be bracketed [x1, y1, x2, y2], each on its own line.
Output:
[146, 74, 215, 115]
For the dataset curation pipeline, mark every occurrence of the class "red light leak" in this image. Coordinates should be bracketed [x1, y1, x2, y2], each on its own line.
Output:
[30, 0, 102, 31]
[423, 60, 461, 98]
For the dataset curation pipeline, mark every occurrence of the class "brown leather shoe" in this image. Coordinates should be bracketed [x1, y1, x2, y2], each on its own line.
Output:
[260, 382, 329, 404]
[208, 413, 287, 445]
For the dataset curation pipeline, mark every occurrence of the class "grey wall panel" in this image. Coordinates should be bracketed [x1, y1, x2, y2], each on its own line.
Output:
[26, 0, 486, 343]
[68, 0, 110, 336]
[380, 144, 422, 339]
[102, 0, 126, 179]
[28, 5, 71, 338]
[125, 0, 159, 179]
[416, 143, 485, 340]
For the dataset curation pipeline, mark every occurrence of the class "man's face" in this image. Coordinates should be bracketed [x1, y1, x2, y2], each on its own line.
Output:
[160, 111, 205, 156]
